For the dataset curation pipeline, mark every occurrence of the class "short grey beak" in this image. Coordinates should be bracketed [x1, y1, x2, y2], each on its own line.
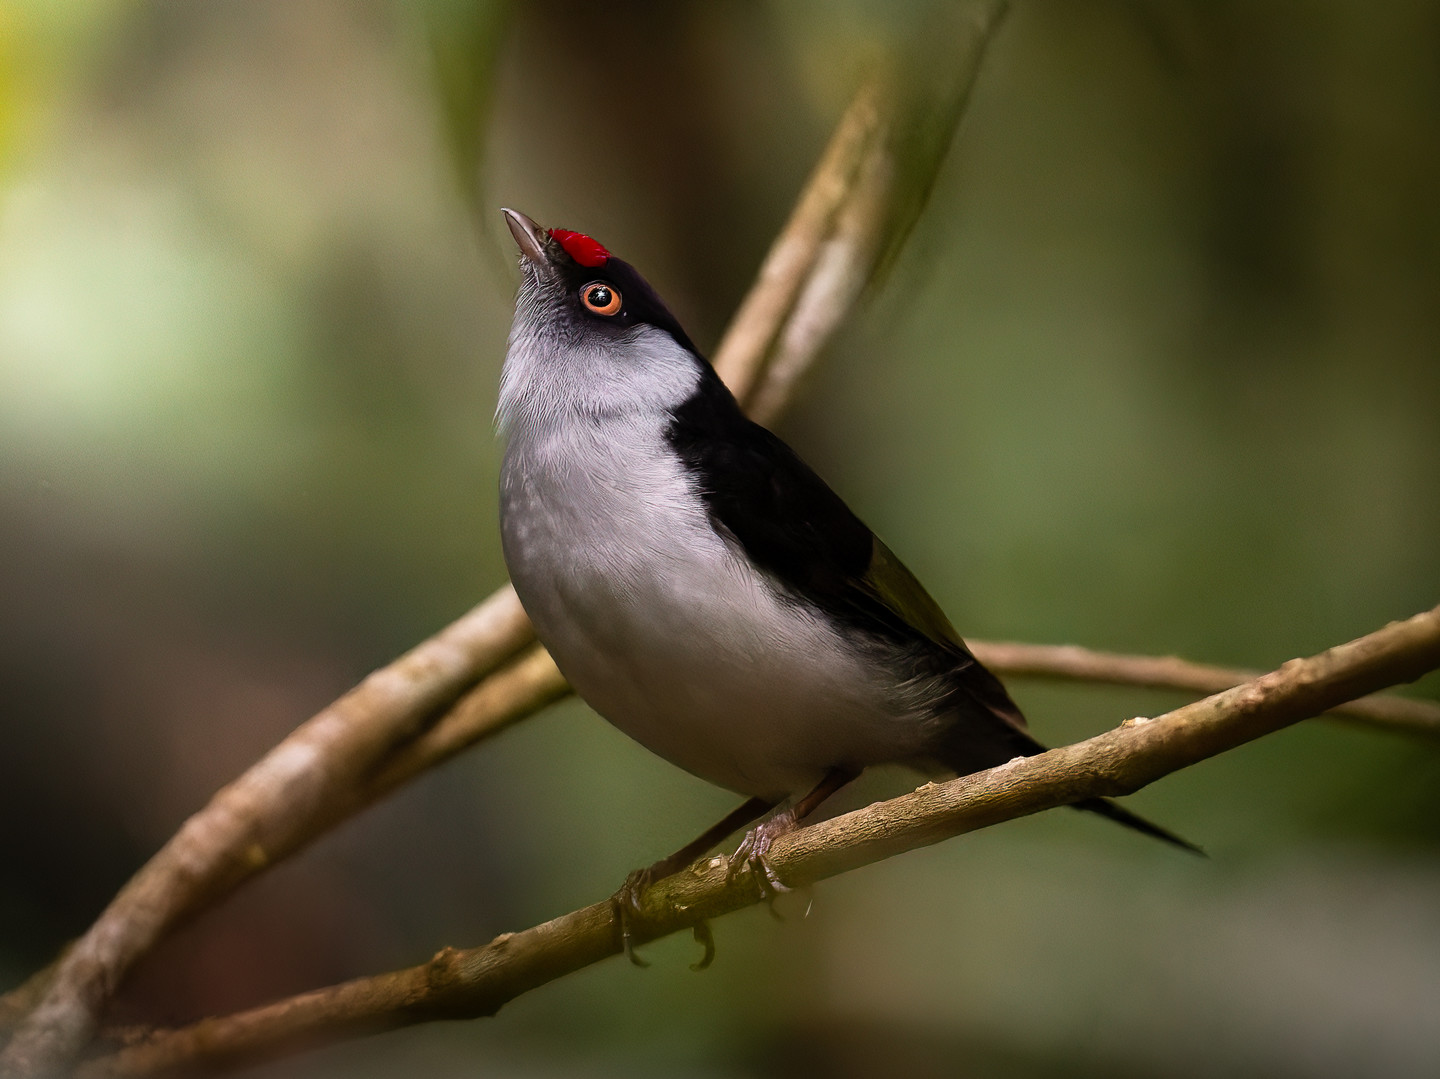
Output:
[502, 207, 548, 266]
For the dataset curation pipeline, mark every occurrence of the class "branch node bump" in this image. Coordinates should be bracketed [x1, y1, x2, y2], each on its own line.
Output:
[425, 947, 463, 989]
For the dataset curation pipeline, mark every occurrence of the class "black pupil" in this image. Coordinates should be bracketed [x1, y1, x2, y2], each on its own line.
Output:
[587, 285, 613, 309]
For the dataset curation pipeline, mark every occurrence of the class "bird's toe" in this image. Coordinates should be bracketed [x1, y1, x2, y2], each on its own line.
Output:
[610, 866, 656, 967]
[727, 809, 798, 897]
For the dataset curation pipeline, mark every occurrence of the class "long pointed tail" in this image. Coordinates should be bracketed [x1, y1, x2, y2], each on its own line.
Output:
[1073, 797, 1205, 856]
[935, 704, 1204, 855]
[936, 667, 1203, 855]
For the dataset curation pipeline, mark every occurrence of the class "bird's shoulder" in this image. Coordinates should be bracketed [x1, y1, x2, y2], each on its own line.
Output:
[665, 370, 959, 655]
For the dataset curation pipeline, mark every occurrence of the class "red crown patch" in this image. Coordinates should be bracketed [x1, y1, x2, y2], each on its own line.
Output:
[548, 228, 610, 268]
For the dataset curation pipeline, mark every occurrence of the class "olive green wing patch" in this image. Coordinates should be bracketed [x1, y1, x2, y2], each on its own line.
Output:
[860, 536, 966, 653]
[860, 536, 1029, 732]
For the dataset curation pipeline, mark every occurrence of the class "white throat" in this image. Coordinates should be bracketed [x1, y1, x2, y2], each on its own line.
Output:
[497, 312, 702, 436]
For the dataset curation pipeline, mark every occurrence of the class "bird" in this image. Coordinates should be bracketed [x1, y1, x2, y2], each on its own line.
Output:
[495, 208, 1197, 957]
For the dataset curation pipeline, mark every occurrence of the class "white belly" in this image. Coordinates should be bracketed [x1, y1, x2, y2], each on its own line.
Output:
[500, 417, 926, 799]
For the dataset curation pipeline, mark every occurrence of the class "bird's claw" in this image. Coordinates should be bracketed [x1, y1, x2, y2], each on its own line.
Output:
[726, 809, 798, 902]
[689, 919, 716, 971]
[612, 863, 719, 970]
[610, 867, 655, 967]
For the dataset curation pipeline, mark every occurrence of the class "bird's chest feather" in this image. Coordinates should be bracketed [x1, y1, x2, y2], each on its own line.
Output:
[499, 416, 916, 797]
[501, 417, 733, 631]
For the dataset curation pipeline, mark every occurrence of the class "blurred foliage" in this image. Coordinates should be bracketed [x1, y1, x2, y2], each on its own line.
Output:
[1, 1, 1438, 1077]
[421, 0, 510, 215]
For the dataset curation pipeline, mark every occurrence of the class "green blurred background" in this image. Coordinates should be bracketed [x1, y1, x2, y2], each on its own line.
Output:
[2, 1, 1438, 1076]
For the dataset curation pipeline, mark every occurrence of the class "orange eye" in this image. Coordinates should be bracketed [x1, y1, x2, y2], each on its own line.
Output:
[581, 282, 622, 316]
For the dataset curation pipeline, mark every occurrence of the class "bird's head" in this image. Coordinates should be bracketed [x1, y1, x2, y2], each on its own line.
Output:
[502, 208, 696, 354]
[498, 208, 705, 431]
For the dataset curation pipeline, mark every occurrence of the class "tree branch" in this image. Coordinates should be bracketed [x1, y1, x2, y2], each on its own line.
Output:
[0, 6, 1012, 1071]
[710, 79, 884, 408]
[75, 605, 1440, 1078]
[967, 639, 1440, 736]
[0, 958, 65, 1047]
[0, 587, 533, 1067]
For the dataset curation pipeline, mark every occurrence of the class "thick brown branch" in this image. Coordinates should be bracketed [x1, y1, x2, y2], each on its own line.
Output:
[77, 605, 1440, 1078]
[0, 588, 533, 1070]
[0, 957, 65, 1049]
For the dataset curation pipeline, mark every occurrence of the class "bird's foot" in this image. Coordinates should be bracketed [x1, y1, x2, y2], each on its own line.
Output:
[610, 865, 657, 968]
[726, 807, 799, 901]
[611, 863, 720, 970]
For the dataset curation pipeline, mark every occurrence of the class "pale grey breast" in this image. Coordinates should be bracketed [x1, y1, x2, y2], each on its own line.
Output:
[501, 417, 938, 795]
[498, 323, 936, 797]
[500, 417, 936, 799]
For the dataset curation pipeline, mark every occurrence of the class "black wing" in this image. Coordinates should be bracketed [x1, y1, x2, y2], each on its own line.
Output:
[666, 367, 1025, 730]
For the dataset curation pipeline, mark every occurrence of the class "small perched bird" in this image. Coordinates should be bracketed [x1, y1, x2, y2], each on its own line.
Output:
[496, 209, 1195, 952]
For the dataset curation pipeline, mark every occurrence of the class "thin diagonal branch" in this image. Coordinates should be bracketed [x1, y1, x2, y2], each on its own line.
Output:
[967, 639, 1440, 736]
[76, 604, 1440, 1078]
[340, 635, 1440, 831]
[0, 6, 1013, 1071]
